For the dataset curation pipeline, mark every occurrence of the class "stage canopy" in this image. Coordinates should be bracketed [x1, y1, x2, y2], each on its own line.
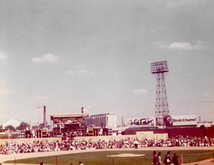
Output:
[50, 113, 85, 124]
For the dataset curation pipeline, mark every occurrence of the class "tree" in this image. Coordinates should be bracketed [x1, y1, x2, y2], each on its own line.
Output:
[5, 125, 15, 131]
[32, 125, 39, 129]
[16, 122, 30, 130]
[0, 125, 4, 132]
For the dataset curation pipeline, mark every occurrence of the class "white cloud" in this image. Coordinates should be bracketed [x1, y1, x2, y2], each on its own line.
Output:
[32, 54, 58, 63]
[32, 57, 43, 63]
[34, 96, 48, 100]
[167, 41, 204, 50]
[168, 42, 192, 50]
[66, 69, 94, 76]
[132, 89, 148, 95]
[0, 53, 8, 60]
[0, 89, 15, 95]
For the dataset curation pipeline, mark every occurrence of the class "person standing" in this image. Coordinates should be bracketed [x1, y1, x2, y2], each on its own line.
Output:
[164, 151, 172, 165]
[153, 151, 158, 165]
[158, 152, 163, 165]
[173, 153, 181, 165]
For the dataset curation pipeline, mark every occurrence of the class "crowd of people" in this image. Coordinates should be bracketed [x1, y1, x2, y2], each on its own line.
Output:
[0, 136, 213, 155]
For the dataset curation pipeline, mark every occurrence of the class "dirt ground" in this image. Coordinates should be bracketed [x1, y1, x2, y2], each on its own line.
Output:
[0, 146, 214, 165]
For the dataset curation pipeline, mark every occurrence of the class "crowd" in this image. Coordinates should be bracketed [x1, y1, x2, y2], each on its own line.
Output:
[0, 136, 213, 155]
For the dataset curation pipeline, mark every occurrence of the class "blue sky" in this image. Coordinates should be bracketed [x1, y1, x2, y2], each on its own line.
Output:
[0, 0, 214, 126]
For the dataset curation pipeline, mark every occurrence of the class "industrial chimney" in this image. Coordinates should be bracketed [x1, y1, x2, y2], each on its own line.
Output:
[43, 106, 46, 128]
[81, 107, 87, 114]
[199, 116, 202, 123]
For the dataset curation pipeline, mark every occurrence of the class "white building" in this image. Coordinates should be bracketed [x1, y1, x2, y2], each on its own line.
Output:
[84, 113, 116, 129]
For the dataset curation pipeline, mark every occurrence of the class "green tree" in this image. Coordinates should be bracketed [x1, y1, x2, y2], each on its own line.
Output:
[32, 125, 39, 129]
[16, 122, 30, 130]
[5, 125, 15, 131]
[0, 125, 4, 132]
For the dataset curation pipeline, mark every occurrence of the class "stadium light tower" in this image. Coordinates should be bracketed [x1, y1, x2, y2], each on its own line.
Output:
[151, 60, 170, 126]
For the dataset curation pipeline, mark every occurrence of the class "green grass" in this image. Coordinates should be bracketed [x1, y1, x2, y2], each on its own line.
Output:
[5, 150, 214, 165]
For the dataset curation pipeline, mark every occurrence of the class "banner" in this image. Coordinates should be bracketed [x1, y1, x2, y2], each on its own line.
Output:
[127, 117, 155, 127]
[171, 115, 197, 126]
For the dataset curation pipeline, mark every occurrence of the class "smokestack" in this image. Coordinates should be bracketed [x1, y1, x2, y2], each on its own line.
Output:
[199, 116, 201, 123]
[30, 120, 32, 129]
[81, 107, 87, 114]
[44, 106, 46, 128]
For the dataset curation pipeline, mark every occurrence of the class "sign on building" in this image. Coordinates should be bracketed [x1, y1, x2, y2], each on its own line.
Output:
[171, 115, 197, 126]
[128, 117, 155, 127]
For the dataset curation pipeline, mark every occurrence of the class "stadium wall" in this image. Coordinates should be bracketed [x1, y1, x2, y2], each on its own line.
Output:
[0, 137, 61, 145]
[123, 126, 214, 138]
[75, 132, 168, 141]
[0, 132, 167, 145]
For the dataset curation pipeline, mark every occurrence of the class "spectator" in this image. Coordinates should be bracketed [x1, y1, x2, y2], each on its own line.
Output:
[158, 152, 163, 165]
[173, 153, 181, 165]
[164, 151, 172, 165]
[153, 151, 158, 165]
[0, 136, 213, 155]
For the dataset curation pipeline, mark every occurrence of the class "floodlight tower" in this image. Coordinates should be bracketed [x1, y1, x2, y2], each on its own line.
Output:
[151, 61, 169, 126]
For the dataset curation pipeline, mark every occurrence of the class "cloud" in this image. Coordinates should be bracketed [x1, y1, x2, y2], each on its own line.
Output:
[32, 57, 43, 63]
[34, 96, 48, 100]
[32, 54, 58, 63]
[66, 69, 94, 76]
[132, 89, 148, 95]
[0, 89, 15, 95]
[168, 42, 192, 50]
[167, 41, 204, 50]
[0, 53, 8, 60]
[156, 41, 204, 50]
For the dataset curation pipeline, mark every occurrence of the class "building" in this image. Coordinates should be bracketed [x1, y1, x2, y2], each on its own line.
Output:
[84, 113, 116, 128]
[123, 115, 214, 138]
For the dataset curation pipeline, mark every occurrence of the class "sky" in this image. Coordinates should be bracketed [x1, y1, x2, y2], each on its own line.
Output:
[0, 0, 214, 126]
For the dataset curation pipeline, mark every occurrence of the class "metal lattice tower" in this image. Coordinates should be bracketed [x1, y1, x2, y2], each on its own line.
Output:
[151, 61, 169, 126]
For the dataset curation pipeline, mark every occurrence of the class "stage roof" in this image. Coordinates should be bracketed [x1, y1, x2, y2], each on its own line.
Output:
[50, 113, 85, 118]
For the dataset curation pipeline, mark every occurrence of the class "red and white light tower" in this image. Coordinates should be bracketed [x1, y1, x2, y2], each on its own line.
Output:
[151, 61, 170, 126]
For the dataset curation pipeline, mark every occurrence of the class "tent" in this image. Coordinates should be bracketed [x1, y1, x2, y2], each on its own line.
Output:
[2, 118, 21, 129]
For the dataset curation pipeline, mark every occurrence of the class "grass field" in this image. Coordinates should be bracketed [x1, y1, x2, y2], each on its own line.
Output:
[4, 149, 214, 165]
